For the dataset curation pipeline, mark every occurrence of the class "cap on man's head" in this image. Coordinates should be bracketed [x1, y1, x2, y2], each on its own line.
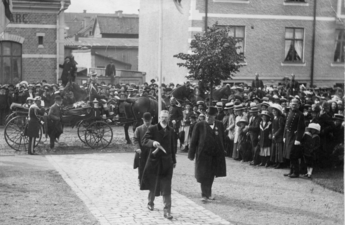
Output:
[290, 98, 299, 105]
[143, 112, 152, 121]
[206, 106, 218, 116]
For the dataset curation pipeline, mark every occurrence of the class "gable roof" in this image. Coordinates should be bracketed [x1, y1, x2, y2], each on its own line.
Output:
[64, 37, 138, 48]
[96, 16, 139, 35]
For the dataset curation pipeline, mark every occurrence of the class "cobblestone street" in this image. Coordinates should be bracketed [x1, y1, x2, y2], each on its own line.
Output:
[46, 154, 230, 225]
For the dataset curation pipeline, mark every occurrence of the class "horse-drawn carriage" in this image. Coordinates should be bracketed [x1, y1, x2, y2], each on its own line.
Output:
[4, 102, 113, 151]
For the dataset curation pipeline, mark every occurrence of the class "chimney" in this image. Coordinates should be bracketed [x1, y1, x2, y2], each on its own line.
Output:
[115, 10, 123, 18]
[83, 10, 87, 13]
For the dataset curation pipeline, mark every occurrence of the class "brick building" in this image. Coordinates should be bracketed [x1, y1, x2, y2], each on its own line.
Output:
[139, 0, 344, 87]
[0, 0, 70, 84]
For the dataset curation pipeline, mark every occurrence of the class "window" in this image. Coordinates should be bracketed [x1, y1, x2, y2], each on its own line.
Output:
[284, 28, 304, 62]
[228, 26, 245, 56]
[38, 36, 44, 45]
[334, 29, 345, 63]
[0, 42, 22, 84]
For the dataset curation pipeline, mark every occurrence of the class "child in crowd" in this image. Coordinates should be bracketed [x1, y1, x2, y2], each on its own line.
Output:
[236, 118, 251, 162]
[301, 123, 321, 178]
[259, 110, 272, 167]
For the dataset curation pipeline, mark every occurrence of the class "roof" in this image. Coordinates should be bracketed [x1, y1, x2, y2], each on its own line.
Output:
[96, 16, 139, 35]
[64, 37, 138, 48]
[94, 52, 131, 66]
[65, 12, 138, 22]
[65, 21, 83, 37]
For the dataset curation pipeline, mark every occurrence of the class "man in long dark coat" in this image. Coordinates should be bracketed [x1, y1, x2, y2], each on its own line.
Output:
[141, 110, 176, 220]
[47, 96, 63, 151]
[188, 106, 227, 202]
[286, 74, 300, 96]
[283, 98, 305, 178]
[133, 112, 152, 183]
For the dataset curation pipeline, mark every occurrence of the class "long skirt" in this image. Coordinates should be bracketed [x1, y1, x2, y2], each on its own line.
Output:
[270, 142, 284, 163]
[232, 142, 239, 159]
[260, 147, 270, 157]
[183, 125, 190, 147]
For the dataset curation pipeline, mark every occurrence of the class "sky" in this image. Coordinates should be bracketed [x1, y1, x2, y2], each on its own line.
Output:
[66, 0, 140, 14]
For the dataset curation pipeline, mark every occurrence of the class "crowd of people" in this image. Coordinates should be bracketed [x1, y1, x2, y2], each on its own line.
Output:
[172, 74, 344, 179]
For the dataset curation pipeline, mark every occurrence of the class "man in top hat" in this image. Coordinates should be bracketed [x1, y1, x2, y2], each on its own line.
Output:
[251, 73, 264, 90]
[283, 98, 305, 178]
[133, 112, 152, 185]
[188, 106, 227, 202]
[141, 110, 176, 220]
[245, 106, 262, 165]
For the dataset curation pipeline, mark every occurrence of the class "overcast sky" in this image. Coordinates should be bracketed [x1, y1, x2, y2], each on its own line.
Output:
[66, 0, 140, 14]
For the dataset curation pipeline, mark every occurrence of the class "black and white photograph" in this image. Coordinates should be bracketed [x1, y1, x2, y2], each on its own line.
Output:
[0, 0, 344, 224]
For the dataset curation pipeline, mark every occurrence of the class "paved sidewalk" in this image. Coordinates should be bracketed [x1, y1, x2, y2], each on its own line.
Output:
[46, 154, 231, 225]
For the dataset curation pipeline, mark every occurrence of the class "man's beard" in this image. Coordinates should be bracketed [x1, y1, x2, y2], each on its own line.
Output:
[161, 120, 168, 125]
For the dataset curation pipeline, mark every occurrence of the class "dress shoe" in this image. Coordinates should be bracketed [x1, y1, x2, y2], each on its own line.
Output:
[283, 173, 292, 177]
[265, 163, 270, 168]
[289, 174, 299, 178]
[164, 212, 173, 220]
[259, 163, 265, 166]
[147, 204, 154, 211]
[275, 164, 282, 169]
[208, 196, 215, 200]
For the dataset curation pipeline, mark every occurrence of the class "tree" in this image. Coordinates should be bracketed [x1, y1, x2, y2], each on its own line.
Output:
[174, 22, 245, 103]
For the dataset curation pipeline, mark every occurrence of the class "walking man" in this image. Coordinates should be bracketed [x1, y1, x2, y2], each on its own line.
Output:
[188, 106, 227, 202]
[141, 110, 176, 220]
[133, 112, 152, 184]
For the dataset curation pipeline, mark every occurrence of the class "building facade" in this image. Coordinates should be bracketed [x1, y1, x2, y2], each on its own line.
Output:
[139, 0, 345, 87]
[0, 0, 70, 84]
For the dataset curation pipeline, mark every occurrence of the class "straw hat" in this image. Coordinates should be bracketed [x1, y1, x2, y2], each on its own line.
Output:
[307, 123, 321, 132]
[236, 118, 248, 126]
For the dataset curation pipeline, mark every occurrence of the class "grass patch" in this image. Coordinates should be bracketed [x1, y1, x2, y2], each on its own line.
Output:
[312, 168, 344, 193]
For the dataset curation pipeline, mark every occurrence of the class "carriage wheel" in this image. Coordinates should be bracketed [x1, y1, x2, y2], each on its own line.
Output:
[5, 112, 16, 124]
[84, 121, 113, 149]
[77, 120, 91, 144]
[4, 116, 43, 151]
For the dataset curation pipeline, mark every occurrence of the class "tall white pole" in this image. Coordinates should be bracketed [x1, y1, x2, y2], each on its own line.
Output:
[158, 0, 163, 112]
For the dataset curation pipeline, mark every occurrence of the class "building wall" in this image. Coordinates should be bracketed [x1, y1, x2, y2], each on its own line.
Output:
[2, 12, 59, 83]
[94, 55, 130, 70]
[139, 0, 191, 84]
[139, 0, 344, 87]
[94, 47, 138, 70]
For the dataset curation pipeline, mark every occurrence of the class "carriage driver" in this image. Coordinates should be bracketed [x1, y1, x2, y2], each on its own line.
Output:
[88, 72, 104, 102]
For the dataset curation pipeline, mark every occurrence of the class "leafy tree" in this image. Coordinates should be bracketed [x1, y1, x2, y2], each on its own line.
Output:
[174, 22, 245, 101]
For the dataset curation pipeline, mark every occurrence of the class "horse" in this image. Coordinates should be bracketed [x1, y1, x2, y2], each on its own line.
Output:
[172, 85, 194, 104]
[192, 84, 232, 103]
[117, 97, 166, 144]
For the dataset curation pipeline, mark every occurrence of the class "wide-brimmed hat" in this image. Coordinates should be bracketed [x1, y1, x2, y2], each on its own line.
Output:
[260, 110, 271, 118]
[307, 123, 321, 132]
[249, 106, 259, 113]
[280, 97, 287, 102]
[234, 104, 244, 111]
[236, 118, 248, 126]
[225, 102, 234, 109]
[261, 102, 270, 108]
[270, 103, 282, 114]
[216, 102, 223, 108]
[333, 114, 344, 121]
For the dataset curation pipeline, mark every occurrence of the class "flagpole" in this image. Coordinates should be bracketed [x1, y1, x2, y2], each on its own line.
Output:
[158, 0, 163, 113]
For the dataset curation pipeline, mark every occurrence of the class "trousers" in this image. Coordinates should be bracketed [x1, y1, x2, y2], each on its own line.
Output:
[290, 145, 302, 175]
[200, 176, 215, 198]
[28, 137, 36, 154]
[148, 191, 172, 213]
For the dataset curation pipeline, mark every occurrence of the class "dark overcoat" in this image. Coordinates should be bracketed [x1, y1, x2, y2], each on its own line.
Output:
[140, 123, 176, 197]
[247, 115, 261, 143]
[259, 121, 272, 148]
[188, 121, 227, 183]
[133, 124, 150, 181]
[283, 109, 305, 159]
[272, 115, 285, 143]
[25, 105, 44, 138]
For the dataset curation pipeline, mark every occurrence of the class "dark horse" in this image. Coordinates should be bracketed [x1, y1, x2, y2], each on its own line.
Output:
[192, 84, 232, 103]
[119, 97, 166, 144]
[172, 85, 194, 104]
